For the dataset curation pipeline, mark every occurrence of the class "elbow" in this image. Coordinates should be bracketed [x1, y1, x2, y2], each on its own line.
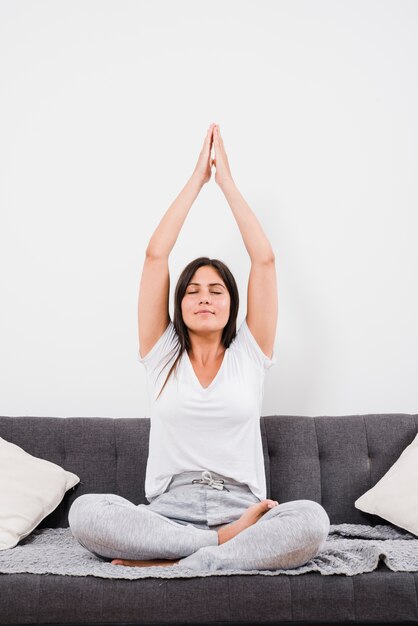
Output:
[145, 247, 168, 261]
[252, 253, 275, 264]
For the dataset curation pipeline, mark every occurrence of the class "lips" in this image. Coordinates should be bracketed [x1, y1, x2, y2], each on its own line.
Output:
[196, 310, 214, 314]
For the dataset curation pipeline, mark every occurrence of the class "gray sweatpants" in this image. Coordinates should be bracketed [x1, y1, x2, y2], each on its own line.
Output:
[68, 469, 330, 571]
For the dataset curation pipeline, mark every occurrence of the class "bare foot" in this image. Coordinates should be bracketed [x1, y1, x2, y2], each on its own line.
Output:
[111, 558, 180, 567]
[217, 499, 279, 545]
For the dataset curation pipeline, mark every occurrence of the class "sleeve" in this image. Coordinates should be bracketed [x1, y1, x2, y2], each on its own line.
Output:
[231, 318, 277, 371]
[137, 320, 179, 373]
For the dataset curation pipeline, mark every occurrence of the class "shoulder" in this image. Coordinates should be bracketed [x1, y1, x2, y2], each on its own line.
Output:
[137, 320, 179, 369]
[229, 318, 276, 372]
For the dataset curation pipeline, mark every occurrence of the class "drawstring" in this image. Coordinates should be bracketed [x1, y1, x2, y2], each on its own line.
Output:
[192, 470, 230, 492]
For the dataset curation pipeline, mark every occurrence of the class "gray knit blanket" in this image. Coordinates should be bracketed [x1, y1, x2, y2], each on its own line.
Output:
[1, 524, 417, 579]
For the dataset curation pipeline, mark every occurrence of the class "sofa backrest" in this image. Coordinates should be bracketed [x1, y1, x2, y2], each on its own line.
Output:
[264, 413, 418, 524]
[1, 413, 417, 527]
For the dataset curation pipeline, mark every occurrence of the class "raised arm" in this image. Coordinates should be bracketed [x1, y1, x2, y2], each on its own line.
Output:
[212, 125, 278, 359]
[138, 126, 215, 358]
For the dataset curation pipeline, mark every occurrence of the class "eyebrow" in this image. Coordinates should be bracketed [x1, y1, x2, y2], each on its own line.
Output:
[187, 282, 225, 288]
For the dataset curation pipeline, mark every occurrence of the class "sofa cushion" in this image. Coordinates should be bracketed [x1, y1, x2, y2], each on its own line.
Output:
[0, 437, 79, 550]
[354, 431, 418, 536]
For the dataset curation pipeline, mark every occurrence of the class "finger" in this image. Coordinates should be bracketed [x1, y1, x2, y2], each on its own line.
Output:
[205, 125, 216, 147]
[202, 131, 212, 154]
[213, 125, 223, 147]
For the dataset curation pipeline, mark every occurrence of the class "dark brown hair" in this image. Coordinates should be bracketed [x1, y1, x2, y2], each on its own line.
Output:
[155, 256, 239, 400]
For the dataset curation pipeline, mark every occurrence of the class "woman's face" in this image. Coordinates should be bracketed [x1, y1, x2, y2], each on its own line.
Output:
[181, 265, 231, 336]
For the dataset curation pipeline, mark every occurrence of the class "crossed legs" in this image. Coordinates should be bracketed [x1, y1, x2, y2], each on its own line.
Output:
[68, 493, 329, 571]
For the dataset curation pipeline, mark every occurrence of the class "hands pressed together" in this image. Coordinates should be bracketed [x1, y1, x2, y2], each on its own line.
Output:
[193, 123, 234, 188]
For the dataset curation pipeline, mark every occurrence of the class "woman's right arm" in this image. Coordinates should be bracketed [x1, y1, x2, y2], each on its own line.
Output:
[138, 173, 205, 358]
[145, 173, 204, 258]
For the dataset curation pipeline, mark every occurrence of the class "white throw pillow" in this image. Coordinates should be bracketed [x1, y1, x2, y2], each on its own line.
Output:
[354, 432, 418, 536]
[0, 437, 80, 550]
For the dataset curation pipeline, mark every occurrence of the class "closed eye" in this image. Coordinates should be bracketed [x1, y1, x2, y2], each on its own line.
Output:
[187, 291, 222, 295]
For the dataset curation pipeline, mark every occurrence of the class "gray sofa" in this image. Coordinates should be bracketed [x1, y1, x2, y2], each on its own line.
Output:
[1, 413, 418, 625]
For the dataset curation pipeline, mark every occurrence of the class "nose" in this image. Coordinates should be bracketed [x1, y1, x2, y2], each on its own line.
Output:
[199, 294, 211, 304]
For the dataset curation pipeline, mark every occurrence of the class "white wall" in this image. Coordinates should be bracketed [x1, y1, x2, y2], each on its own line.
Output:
[1, 0, 417, 418]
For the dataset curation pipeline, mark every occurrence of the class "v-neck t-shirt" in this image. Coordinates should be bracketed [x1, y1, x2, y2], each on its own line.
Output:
[137, 318, 276, 502]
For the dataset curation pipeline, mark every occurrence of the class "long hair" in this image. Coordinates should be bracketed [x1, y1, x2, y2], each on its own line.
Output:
[155, 256, 239, 401]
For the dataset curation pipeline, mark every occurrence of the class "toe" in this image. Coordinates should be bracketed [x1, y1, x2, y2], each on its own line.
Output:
[267, 499, 279, 508]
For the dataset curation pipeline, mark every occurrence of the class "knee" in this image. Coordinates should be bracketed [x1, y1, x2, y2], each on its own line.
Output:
[68, 493, 104, 539]
[283, 500, 329, 563]
[277, 499, 330, 545]
[299, 499, 330, 547]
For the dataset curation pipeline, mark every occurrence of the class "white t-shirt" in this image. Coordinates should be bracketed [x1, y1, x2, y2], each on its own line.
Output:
[137, 318, 276, 502]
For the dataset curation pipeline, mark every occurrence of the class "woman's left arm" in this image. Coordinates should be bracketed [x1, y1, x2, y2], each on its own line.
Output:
[211, 124, 277, 358]
[220, 178, 275, 263]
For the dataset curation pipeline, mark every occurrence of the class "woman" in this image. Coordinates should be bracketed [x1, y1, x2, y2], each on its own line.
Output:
[68, 124, 330, 571]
